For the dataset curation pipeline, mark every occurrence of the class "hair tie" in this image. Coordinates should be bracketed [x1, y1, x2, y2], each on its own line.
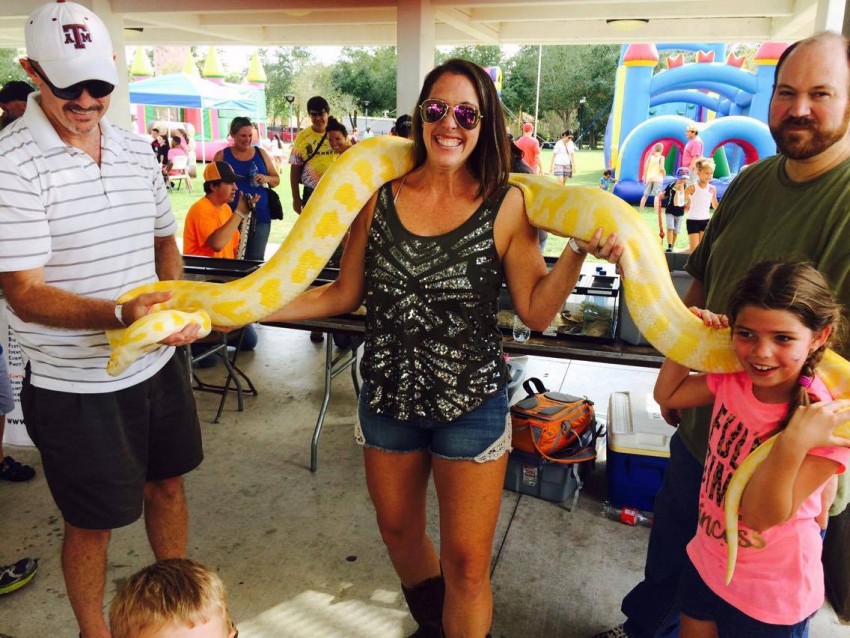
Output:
[798, 375, 814, 388]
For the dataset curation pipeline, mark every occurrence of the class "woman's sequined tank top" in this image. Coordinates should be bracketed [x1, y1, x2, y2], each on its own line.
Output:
[360, 182, 511, 422]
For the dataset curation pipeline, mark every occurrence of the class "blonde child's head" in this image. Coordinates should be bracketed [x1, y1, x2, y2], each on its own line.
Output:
[693, 157, 715, 182]
[109, 559, 235, 638]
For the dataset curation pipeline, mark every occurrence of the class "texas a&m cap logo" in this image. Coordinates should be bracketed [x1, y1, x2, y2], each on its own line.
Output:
[24, 1, 118, 89]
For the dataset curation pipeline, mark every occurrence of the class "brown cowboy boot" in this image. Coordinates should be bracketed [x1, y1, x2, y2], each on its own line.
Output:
[401, 575, 445, 638]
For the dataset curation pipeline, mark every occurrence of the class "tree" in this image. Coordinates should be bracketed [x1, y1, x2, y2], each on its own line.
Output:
[329, 47, 397, 118]
[0, 48, 29, 85]
[262, 47, 311, 123]
[502, 45, 618, 147]
[436, 45, 502, 68]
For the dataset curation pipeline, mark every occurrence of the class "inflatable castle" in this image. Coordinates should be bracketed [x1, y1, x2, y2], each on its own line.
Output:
[129, 47, 268, 162]
[606, 42, 788, 203]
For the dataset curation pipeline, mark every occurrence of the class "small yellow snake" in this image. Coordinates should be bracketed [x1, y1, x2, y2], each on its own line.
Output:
[105, 136, 850, 583]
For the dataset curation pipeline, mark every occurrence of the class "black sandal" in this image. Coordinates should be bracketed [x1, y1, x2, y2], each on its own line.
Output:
[0, 456, 35, 482]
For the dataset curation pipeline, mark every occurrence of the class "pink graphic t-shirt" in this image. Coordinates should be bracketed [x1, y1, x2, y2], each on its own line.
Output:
[687, 371, 849, 625]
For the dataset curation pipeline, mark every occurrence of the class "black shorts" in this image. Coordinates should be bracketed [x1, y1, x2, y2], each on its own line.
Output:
[21, 353, 203, 530]
[687, 218, 709, 235]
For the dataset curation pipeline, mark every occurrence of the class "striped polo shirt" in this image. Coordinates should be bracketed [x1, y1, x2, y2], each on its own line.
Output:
[0, 94, 177, 393]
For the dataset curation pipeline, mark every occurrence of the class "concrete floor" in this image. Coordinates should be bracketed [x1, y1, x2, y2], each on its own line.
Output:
[2, 325, 849, 637]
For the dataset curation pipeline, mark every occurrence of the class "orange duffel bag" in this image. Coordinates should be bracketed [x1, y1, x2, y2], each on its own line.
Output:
[510, 377, 599, 464]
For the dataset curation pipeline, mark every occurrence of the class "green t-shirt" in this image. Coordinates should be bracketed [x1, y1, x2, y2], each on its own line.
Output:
[681, 153, 850, 511]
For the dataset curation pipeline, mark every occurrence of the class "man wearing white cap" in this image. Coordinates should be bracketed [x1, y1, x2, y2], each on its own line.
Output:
[0, 3, 204, 636]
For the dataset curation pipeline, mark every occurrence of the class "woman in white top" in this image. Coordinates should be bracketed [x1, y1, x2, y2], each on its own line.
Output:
[684, 158, 719, 252]
[549, 129, 576, 185]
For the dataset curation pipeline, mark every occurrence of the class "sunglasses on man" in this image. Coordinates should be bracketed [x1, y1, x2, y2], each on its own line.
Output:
[419, 98, 482, 130]
[31, 62, 114, 101]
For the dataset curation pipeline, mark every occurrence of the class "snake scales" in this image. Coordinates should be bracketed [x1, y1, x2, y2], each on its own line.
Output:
[105, 135, 850, 584]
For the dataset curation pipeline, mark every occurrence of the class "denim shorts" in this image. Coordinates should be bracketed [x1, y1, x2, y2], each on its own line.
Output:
[666, 213, 684, 233]
[356, 384, 511, 462]
[676, 555, 809, 637]
[643, 180, 663, 197]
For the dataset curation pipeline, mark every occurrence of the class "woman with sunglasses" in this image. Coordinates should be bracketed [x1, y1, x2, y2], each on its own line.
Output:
[213, 117, 280, 261]
[264, 58, 622, 637]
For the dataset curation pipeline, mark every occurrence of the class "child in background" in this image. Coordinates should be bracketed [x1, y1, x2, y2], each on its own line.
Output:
[662, 167, 689, 252]
[599, 169, 616, 191]
[109, 559, 237, 638]
[654, 260, 850, 638]
[684, 157, 718, 252]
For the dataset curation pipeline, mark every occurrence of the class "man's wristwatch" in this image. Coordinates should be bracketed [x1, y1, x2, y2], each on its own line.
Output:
[114, 303, 126, 327]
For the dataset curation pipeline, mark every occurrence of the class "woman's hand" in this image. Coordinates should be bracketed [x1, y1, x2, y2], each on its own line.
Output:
[573, 228, 624, 264]
[254, 173, 267, 186]
[688, 307, 728, 329]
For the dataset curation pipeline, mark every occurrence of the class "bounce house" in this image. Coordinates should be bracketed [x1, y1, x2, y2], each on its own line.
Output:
[129, 47, 267, 162]
[606, 42, 788, 204]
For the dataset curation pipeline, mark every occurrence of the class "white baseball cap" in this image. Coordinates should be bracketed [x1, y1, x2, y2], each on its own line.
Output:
[25, 1, 118, 89]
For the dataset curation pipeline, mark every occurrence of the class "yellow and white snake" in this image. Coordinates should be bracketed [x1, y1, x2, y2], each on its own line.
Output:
[106, 135, 850, 583]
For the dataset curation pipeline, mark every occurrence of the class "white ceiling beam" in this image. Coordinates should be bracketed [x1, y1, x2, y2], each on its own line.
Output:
[435, 8, 500, 44]
[111, 0, 396, 12]
[127, 13, 254, 44]
[770, 0, 818, 40]
[468, 0, 794, 21]
[491, 18, 778, 44]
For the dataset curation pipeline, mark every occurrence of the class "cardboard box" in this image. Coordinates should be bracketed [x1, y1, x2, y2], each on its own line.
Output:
[606, 391, 676, 511]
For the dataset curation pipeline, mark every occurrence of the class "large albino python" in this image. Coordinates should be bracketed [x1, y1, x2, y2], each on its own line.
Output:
[107, 135, 850, 583]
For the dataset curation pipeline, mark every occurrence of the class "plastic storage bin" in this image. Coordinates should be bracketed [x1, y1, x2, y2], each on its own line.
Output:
[620, 269, 693, 346]
[504, 449, 590, 509]
[606, 391, 676, 512]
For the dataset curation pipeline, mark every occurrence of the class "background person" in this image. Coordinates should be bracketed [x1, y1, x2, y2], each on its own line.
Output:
[289, 96, 335, 215]
[682, 123, 704, 179]
[326, 116, 352, 154]
[0, 3, 205, 635]
[596, 31, 850, 638]
[215, 116, 280, 262]
[514, 121, 543, 174]
[663, 167, 689, 252]
[183, 161, 259, 364]
[263, 58, 623, 637]
[639, 142, 666, 240]
[0, 80, 34, 130]
[394, 113, 413, 139]
[684, 157, 718, 252]
[550, 129, 576, 184]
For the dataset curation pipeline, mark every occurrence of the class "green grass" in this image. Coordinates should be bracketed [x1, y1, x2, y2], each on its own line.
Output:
[169, 150, 686, 257]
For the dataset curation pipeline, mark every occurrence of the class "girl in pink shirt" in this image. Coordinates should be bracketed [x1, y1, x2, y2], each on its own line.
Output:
[654, 260, 850, 637]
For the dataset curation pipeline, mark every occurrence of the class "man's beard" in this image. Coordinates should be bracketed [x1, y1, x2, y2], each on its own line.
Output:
[770, 106, 850, 159]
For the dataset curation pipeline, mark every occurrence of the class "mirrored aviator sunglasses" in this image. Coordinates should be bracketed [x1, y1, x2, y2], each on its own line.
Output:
[419, 98, 482, 130]
[32, 63, 114, 100]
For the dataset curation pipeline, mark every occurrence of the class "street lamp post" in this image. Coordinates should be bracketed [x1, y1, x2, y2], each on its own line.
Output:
[285, 94, 295, 142]
[363, 100, 370, 132]
[578, 97, 586, 148]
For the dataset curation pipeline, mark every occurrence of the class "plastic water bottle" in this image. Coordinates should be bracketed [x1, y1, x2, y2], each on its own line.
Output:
[601, 501, 653, 527]
[247, 162, 259, 184]
[512, 314, 531, 342]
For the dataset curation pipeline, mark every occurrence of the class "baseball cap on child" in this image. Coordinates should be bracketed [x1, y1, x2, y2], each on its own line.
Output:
[25, 1, 118, 89]
[676, 167, 690, 178]
[522, 122, 534, 133]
